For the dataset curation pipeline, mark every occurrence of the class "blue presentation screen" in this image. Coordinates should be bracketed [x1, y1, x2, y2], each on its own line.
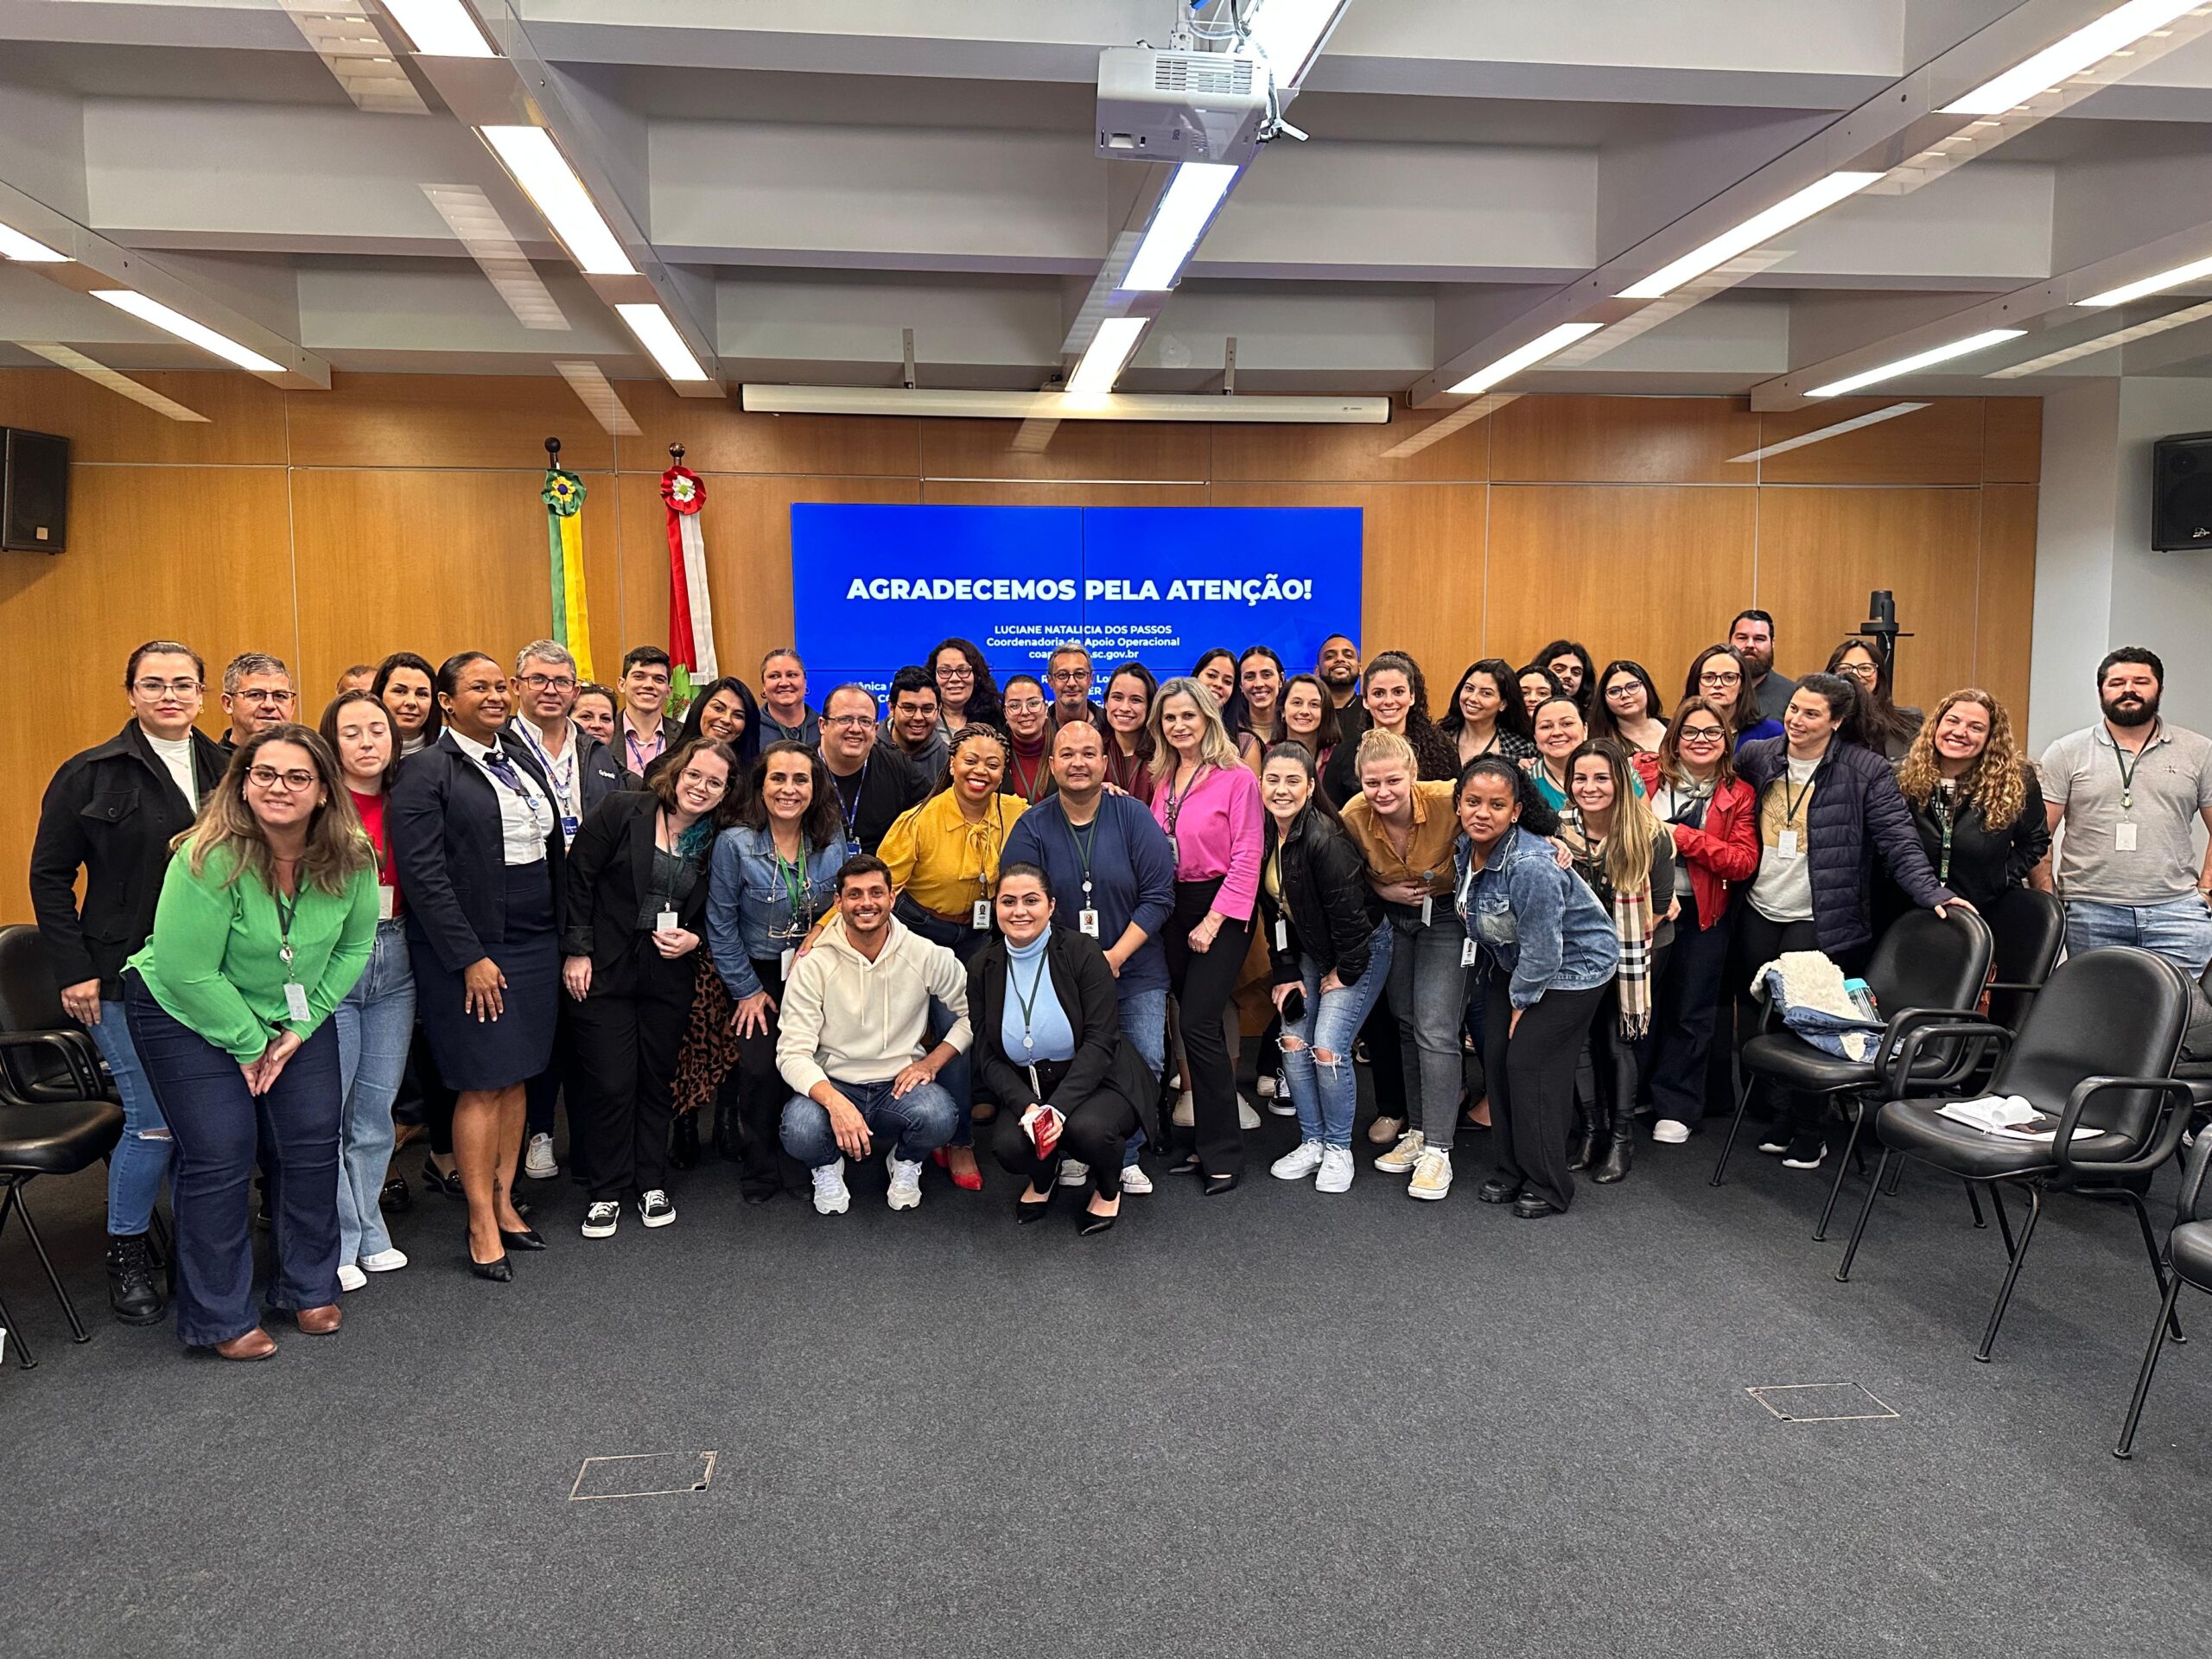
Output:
[791, 504, 1363, 696]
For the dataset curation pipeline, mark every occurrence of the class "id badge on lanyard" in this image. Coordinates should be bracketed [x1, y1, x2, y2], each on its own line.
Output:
[1079, 908, 1101, 938]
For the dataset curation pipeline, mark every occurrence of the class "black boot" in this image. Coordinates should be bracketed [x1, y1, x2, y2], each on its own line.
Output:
[106, 1232, 165, 1325]
[669, 1110, 701, 1171]
[1592, 1127, 1633, 1184]
[1567, 1100, 1604, 1172]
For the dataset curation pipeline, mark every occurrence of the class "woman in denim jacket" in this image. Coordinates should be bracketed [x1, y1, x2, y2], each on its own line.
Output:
[1452, 756, 1619, 1218]
[695, 741, 847, 1200]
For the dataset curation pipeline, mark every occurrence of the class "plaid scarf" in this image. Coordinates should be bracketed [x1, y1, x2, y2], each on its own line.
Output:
[1612, 886, 1653, 1040]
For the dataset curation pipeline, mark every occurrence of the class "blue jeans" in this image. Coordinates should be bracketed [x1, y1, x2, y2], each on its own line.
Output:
[1387, 912, 1470, 1145]
[780, 1077, 960, 1169]
[2065, 895, 2212, 978]
[1115, 985, 1168, 1166]
[124, 981, 343, 1346]
[92, 1003, 171, 1236]
[1280, 924, 1394, 1149]
[332, 920, 416, 1266]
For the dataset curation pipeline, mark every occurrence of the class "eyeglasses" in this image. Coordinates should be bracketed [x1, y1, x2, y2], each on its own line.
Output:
[1605, 683, 1642, 700]
[936, 665, 974, 680]
[133, 678, 201, 696]
[823, 714, 877, 729]
[1836, 662, 1878, 681]
[235, 688, 295, 705]
[517, 673, 577, 692]
[1003, 699, 1046, 715]
[1047, 669, 1090, 685]
[247, 766, 316, 791]
[1698, 671, 1741, 688]
[1678, 727, 1726, 743]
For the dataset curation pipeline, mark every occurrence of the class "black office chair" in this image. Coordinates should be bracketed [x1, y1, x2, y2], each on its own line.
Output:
[0, 925, 104, 1103]
[1835, 946, 2195, 1363]
[2113, 1128, 2212, 1458]
[0, 1100, 125, 1370]
[1981, 887, 2067, 1037]
[1712, 907, 1994, 1239]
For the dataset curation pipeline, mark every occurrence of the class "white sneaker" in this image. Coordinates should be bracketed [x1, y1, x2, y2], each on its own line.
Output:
[1316, 1147, 1356, 1194]
[1408, 1147, 1453, 1200]
[1057, 1159, 1091, 1187]
[1366, 1113, 1407, 1147]
[1271, 1139, 1326, 1180]
[1255, 1072, 1279, 1100]
[582, 1200, 620, 1237]
[1651, 1119, 1691, 1145]
[523, 1132, 558, 1179]
[639, 1189, 676, 1228]
[1757, 1133, 1790, 1155]
[1173, 1090, 1195, 1128]
[1264, 1074, 1297, 1116]
[810, 1160, 851, 1216]
[1121, 1163, 1154, 1195]
[1237, 1095, 1262, 1130]
[359, 1248, 407, 1273]
[1375, 1129, 1427, 1174]
[886, 1150, 924, 1210]
[337, 1262, 367, 1293]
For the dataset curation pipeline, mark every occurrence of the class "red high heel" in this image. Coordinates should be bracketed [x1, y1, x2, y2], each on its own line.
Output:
[932, 1146, 984, 1191]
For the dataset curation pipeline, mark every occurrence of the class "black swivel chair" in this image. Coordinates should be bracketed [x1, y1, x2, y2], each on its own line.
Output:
[1711, 907, 1994, 1240]
[1835, 946, 2195, 1363]
[2113, 1128, 2212, 1458]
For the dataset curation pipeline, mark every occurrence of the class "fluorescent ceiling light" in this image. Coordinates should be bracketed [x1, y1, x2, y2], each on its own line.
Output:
[1940, 0, 2202, 114]
[1446, 321, 1604, 396]
[1123, 162, 1239, 292]
[1726, 404, 1929, 463]
[615, 302, 711, 383]
[2078, 253, 2212, 308]
[479, 125, 634, 276]
[382, 0, 496, 57]
[90, 289, 284, 373]
[1618, 171, 1884, 300]
[1068, 316, 1148, 394]
[1244, 0, 1352, 87]
[742, 385, 1390, 424]
[1988, 298, 2212, 377]
[0, 221, 66, 262]
[1806, 328, 2024, 397]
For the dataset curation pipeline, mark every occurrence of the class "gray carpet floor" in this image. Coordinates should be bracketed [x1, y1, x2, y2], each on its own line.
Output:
[4, 1087, 2209, 1659]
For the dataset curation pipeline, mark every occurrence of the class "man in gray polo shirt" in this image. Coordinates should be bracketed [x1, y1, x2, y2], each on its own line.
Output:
[2041, 646, 2212, 976]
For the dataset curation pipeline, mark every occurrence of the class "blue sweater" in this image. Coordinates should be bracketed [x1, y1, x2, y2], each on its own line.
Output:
[1453, 824, 1620, 1008]
[1001, 792, 1176, 996]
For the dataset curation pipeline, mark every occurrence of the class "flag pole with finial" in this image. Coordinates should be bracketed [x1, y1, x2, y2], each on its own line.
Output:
[661, 439, 715, 712]
[540, 435, 595, 679]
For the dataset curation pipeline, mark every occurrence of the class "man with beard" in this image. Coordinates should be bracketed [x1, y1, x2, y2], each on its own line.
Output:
[2040, 647, 2212, 974]
[874, 664, 949, 783]
[1729, 609, 1797, 721]
[1317, 634, 1367, 744]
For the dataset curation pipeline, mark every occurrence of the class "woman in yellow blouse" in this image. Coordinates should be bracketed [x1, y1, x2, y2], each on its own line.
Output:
[877, 724, 1028, 1189]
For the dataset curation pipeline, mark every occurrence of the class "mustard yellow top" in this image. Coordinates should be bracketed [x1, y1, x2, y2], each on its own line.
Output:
[1341, 779, 1459, 898]
[878, 788, 1029, 919]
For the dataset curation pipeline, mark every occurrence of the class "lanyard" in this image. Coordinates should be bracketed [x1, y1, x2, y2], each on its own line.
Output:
[973, 796, 1006, 901]
[1778, 759, 1818, 829]
[1063, 809, 1101, 899]
[1931, 785, 1956, 883]
[1010, 950, 1051, 1053]
[479, 746, 548, 838]
[771, 842, 814, 937]
[833, 756, 869, 841]
[272, 878, 298, 972]
[1009, 742, 1048, 802]
[2111, 723, 2158, 812]
[1163, 762, 1211, 834]
[516, 721, 578, 812]
[623, 721, 664, 772]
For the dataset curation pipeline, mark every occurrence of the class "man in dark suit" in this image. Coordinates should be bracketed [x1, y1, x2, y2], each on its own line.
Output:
[818, 683, 928, 855]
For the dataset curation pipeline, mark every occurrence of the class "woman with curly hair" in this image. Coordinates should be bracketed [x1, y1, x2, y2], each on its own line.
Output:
[931, 637, 1003, 738]
[1892, 689, 2050, 912]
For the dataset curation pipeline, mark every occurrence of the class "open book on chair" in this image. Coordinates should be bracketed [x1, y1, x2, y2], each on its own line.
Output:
[1936, 1095, 2068, 1141]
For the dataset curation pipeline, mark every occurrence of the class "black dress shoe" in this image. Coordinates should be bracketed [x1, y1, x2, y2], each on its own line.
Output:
[669, 1113, 701, 1171]
[1201, 1171, 1242, 1197]
[422, 1157, 464, 1198]
[1512, 1193, 1562, 1219]
[1079, 1209, 1118, 1236]
[378, 1175, 413, 1214]
[1477, 1177, 1521, 1205]
[467, 1250, 513, 1282]
[499, 1226, 548, 1251]
[1015, 1196, 1053, 1224]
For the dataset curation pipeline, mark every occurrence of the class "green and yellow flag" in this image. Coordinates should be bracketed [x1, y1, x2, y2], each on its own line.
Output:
[540, 461, 595, 679]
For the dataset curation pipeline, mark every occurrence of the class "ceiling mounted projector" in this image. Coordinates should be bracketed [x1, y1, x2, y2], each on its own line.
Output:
[1096, 47, 1268, 164]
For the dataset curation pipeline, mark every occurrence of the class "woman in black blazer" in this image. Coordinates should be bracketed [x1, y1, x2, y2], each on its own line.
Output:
[388, 652, 566, 1281]
[974, 862, 1160, 1236]
[560, 737, 738, 1238]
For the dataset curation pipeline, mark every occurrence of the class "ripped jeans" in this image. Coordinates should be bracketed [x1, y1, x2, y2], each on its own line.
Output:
[93, 1001, 172, 1236]
[1278, 924, 1393, 1150]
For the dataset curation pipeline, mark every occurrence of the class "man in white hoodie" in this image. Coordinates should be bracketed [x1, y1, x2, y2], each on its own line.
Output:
[777, 855, 971, 1214]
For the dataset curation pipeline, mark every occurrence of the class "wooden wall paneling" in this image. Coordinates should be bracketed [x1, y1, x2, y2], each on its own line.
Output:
[1210, 482, 1487, 680]
[919, 480, 1211, 507]
[1755, 486, 1982, 711]
[1982, 397, 2044, 485]
[1486, 485, 1755, 693]
[619, 385, 920, 478]
[0, 369, 288, 465]
[918, 419, 1210, 484]
[1756, 398, 1984, 486]
[290, 469, 623, 693]
[1974, 484, 2038, 724]
[283, 373, 616, 472]
[0, 466, 296, 917]
[1490, 396, 1762, 484]
[1208, 410, 1491, 484]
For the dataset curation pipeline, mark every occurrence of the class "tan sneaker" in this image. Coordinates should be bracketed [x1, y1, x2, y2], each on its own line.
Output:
[1366, 1113, 1407, 1147]
[1408, 1147, 1453, 1201]
[1375, 1130, 1427, 1173]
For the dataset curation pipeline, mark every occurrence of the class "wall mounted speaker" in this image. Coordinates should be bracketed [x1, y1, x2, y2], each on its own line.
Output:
[2152, 430, 2212, 552]
[1, 427, 68, 553]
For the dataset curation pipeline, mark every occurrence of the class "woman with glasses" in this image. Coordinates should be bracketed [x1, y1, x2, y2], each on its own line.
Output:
[1591, 659, 1669, 755]
[1826, 638, 1921, 763]
[372, 652, 441, 759]
[931, 636, 1003, 739]
[1630, 697, 1758, 1145]
[1000, 674, 1057, 804]
[389, 651, 567, 1282]
[1681, 645, 1782, 749]
[682, 742, 847, 1200]
[123, 726, 377, 1358]
[1101, 661, 1160, 804]
[1439, 658, 1538, 769]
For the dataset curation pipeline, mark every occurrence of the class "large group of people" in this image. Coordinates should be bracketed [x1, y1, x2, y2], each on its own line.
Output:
[26, 611, 2212, 1360]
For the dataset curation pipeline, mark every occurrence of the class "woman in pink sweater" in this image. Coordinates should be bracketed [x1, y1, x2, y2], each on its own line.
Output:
[1148, 677, 1265, 1193]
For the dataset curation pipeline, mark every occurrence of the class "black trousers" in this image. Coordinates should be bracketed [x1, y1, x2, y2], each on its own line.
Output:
[1589, 942, 1669, 1125]
[1483, 976, 1606, 1211]
[1730, 909, 1866, 1137]
[1648, 891, 1733, 1128]
[989, 1064, 1140, 1198]
[718, 955, 810, 1200]
[567, 944, 696, 1202]
[1161, 878, 1252, 1179]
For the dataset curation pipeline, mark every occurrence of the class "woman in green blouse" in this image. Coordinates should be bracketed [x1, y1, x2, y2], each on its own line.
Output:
[124, 725, 378, 1360]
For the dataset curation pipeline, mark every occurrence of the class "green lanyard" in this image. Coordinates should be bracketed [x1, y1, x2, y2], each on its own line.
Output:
[2111, 725, 2157, 812]
[1931, 785, 1955, 883]
[1010, 951, 1051, 1053]
[1064, 812, 1100, 901]
[271, 880, 298, 976]
[772, 844, 812, 938]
